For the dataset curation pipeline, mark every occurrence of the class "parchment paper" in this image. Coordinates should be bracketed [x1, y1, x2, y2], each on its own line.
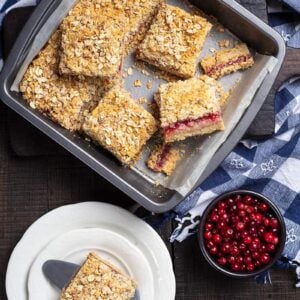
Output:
[11, 0, 278, 197]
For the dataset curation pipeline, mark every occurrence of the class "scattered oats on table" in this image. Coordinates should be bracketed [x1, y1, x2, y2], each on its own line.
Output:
[134, 80, 142, 87]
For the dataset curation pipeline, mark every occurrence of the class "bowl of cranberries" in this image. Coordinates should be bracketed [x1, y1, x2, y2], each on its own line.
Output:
[199, 190, 286, 277]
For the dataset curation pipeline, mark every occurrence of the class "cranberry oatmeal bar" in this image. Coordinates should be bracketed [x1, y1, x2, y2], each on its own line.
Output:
[201, 43, 254, 79]
[155, 77, 225, 143]
[136, 4, 212, 79]
[83, 86, 158, 166]
[147, 143, 181, 176]
[60, 253, 137, 300]
[19, 30, 105, 132]
[59, 0, 163, 78]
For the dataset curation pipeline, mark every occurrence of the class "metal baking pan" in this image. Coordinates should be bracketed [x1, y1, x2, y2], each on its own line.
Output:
[0, 0, 285, 213]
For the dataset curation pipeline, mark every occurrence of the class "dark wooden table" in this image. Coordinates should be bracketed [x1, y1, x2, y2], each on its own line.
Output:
[1, 1, 300, 299]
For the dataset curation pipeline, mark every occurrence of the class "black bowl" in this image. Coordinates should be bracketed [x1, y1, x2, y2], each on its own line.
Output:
[198, 190, 286, 278]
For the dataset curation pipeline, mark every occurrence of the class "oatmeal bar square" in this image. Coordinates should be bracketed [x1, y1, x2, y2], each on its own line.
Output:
[60, 253, 137, 300]
[59, 0, 163, 78]
[19, 30, 105, 132]
[156, 76, 225, 143]
[83, 87, 158, 166]
[136, 4, 212, 78]
[201, 43, 254, 79]
[147, 143, 180, 176]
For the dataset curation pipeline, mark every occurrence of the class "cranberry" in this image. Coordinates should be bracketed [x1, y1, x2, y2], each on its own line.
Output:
[264, 232, 275, 243]
[230, 215, 239, 223]
[217, 257, 227, 266]
[204, 231, 213, 240]
[241, 231, 250, 239]
[249, 227, 257, 236]
[227, 197, 235, 206]
[231, 263, 240, 272]
[259, 202, 268, 212]
[220, 213, 229, 222]
[252, 251, 260, 259]
[243, 216, 250, 223]
[238, 210, 246, 217]
[213, 234, 222, 244]
[236, 222, 245, 231]
[260, 253, 270, 264]
[273, 237, 279, 245]
[250, 240, 260, 251]
[254, 213, 263, 224]
[206, 240, 215, 249]
[259, 244, 267, 253]
[236, 256, 244, 264]
[234, 232, 242, 241]
[230, 246, 240, 256]
[217, 221, 226, 230]
[258, 226, 266, 236]
[224, 237, 232, 243]
[243, 195, 253, 205]
[221, 243, 231, 254]
[218, 201, 227, 210]
[245, 206, 254, 214]
[244, 249, 251, 256]
[234, 194, 242, 202]
[224, 228, 234, 238]
[271, 228, 279, 235]
[205, 223, 213, 230]
[244, 256, 252, 264]
[247, 263, 255, 272]
[211, 213, 219, 222]
[254, 259, 261, 267]
[240, 264, 246, 271]
[270, 217, 279, 229]
[263, 217, 270, 227]
[237, 202, 245, 210]
[210, 246, 218, 255]
[228, 255, 236, 264]
[266, 243, 276, 252]
[244, 236, 252, 245]
[239, 243, 247, 252]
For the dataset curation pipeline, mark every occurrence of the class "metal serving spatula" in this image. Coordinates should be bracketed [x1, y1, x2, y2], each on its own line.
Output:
[42, 260, 140, 300]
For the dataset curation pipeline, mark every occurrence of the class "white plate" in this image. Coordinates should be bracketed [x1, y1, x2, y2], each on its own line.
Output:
[28, 228, 154, 299]
[6, 202, 175, 300]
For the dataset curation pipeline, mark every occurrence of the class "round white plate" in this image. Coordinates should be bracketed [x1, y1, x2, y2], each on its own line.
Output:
[6, 202, 175, 300]
[28, 228, 154, 299]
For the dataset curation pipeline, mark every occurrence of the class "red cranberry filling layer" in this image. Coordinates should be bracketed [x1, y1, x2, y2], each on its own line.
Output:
[203, 194, 281, 273]
[206, 54, 252, 76]
[164, 113, 221, 137]
[155, 144, 171, 170]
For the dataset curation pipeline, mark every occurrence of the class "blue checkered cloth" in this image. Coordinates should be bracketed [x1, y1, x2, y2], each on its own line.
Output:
[1, 0, 300, 288]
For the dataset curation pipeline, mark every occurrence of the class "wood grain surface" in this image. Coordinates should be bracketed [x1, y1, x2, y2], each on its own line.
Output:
[0, 1, 300, 299]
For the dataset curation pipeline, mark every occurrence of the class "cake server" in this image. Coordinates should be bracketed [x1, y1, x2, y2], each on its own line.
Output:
[42, 260, 140, 300]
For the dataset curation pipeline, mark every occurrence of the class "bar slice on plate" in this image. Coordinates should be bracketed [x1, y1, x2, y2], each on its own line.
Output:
[147, 143, 180, 176]
[200, 43, 254, 79]
[19, 30, 105, 132]
[83, 86, 158, 166]
[60, 252, 137, 300]
[59, 0, 162, 78]
[156, 77, 225, 143]
[136, 4, 212, 78]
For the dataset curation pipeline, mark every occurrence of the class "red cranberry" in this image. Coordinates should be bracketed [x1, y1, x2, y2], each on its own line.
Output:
[213, 234, 222, 244]
[270, 217, 279, 229]
[205, 223, 213, 230]
[225, 228, 234, 238]
[249, 220, 256, 227]
[247, 263, 255, 272]
[238, 210, 246, 217]
[250, 240, 261, 251]
[231, 263, 241, 272]
[230, 215, 239, 223]
[258, 226, 266, 236]
[217, 221, 226, 230]
[266, 243, 276, 252]
[243, 195, 253, 205]
[263, 217, 270, 227]
[259, 244, 267, 253]
[230, 246, 240, 256]
[211, 213, 219, 222]
[206, 240, 215, 249]
[236, 256, 244, 264]
[221, 243, 231, 254]
[228, 255, 236, 264]
[227, 198, 235, 206]
[244, 249, 251, 256]
[254, 259, 261, 267]
[204, 231, 213, 240]
[271, 228, 279, 235]
[237, 202, 245, 210]
[244, 236, 252, 245]
[210, 246, 218, 255]
[239, 243, 247, 252]
[236, 222, 245, 231]
[264, 232, 275, 243]
[249, 227, 257, 235]
[273, 237, 279, 245]
[217, 257, 227, 266]
[243, 216, 250, 223]
[234, 194, 242, 202]
[220, 213, 229, 222]
[240, 264, 246, 271]
[259, 202, 268, 212]
[260, 253, 270, 264]
[224, 237, 232, 243]
[241, 231, 250, 239]
[244, 256, 252, 264]
[218, 201, 227, 210]
[234, 232, 242, 241]
[246, 206, 254, 214]
[254, 213, 263, 224]
[252, 251, 260, 259]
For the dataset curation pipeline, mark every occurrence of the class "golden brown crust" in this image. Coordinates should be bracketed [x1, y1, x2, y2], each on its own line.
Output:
[147, 143, 180, 176]
[156, 77, 224, 128]
[19, 30, 108, 132]
[137, 4, 212, 79]
[59, 0, 163, 78]
[60, 252, 137, 300]
[200, 43, 254, 79]
[83, 86, 158, 166]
